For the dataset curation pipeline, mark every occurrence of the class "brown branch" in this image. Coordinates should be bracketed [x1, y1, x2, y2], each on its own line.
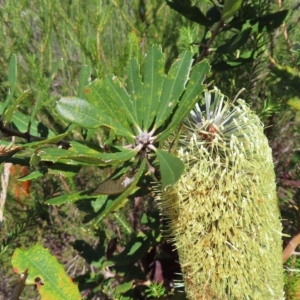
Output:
[280, 179, 300, 188]
[0, 119, 70, 149]
[194, 19, 224, 65]
[283, 232, 300, 264]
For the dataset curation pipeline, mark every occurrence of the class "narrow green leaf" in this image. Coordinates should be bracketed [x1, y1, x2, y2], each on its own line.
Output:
[267, 64, 300, 100]
[38, 144, 136, 166]
[4, 54, 17, 106]
[92, 175, 135, 195]
[250, 10, 290, 33]
[91, 195, 108, 212]
[69, 151, 137, 165]
[56, 97, 133, 139]
[155, 51, 193, 128]
[47, 163, 81, 178]
[77, 65, 91, 99]
[69, 140, 104, 154]
[22, 133, 69, 148]
[37, 148, 74, 164]
[0, 102, 55, 138]
[166, 0, 209, 26]
[127, 58, 144, 126]
[216, 28, 252, 54]
[90, 159, 146, 226]
[222, 0, 242, 21]
[30, 152, 42, 166]
[157, 60, 210, 141]
[29, 91, 46, 131]
[212, 53, 255, 71]
[156, 149, 184, 189]
[46, 191, 97, 205]
[3, 90, 31, 126]
[142, 45, 165, 130]
[115, 281, 133, 294]
[70, 141, 137, 163]
[45, 58, 63, 88]
[18, 170, 44, 181]
[8, 55, 17, 88]
[28, 59, 62, 131]
[11, 244, 81, 299]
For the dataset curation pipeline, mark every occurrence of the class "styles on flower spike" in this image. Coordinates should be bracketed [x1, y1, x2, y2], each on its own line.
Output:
[159, 87, 283, 299]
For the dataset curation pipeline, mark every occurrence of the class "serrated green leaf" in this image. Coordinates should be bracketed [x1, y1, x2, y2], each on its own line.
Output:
[84, 78, 129, 130]
[11, 244, 81, 300]
[155, 149, 184, 189]
[90, 160, 145, 226]
[77, 65, 91, 99]
[46, 191, 97, 205]
[104, 75, 138, 127]
[142, 45, 165, 130]
[127, 58, 144, 126]
[56, 97, 133, 139]
[157, 60, 210, 141]
[3, 90, 31, 126]
[155, 51, 193, 128]
[222, 0, 242, 21]
[5, 54, 17, 107]
[36, 148, 73, 164]
[56, 97, 104, 128]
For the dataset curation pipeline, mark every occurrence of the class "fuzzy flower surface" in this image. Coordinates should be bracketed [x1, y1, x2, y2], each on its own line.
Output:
[159, 88, 283, 299]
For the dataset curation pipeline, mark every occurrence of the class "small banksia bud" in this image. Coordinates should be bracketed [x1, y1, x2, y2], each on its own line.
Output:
[159, 88, 283, 299]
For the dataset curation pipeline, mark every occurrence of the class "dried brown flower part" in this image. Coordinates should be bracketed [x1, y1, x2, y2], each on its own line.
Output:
[0, 144, 22, 156]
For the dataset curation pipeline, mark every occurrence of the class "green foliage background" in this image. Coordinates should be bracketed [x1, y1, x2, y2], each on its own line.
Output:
[0, 0, 300, 299]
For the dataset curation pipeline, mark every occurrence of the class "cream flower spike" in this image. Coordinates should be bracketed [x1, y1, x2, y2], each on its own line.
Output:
[159, 87, 284, 300]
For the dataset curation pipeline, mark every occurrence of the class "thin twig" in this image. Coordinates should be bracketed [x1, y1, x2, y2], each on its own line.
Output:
[283, 232, 300, 263]
[194, 19, 224, 65]
[0, 119, 70, 148]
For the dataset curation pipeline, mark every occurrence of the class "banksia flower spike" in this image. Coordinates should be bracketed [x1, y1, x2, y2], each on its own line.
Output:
[159, 87, 283, 299]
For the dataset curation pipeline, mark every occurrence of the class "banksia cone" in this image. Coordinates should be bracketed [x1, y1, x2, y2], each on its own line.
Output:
[160, 88, 283, 299]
